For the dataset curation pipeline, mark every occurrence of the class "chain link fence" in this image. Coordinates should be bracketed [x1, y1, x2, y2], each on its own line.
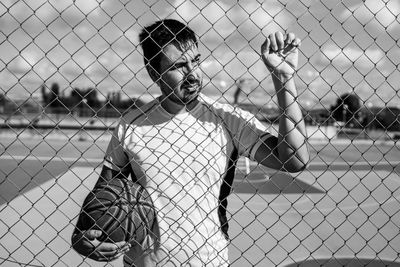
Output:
[1, 0, 400, 266]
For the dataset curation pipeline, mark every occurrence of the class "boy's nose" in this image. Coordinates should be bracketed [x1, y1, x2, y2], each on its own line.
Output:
[183, 62, 194, 74]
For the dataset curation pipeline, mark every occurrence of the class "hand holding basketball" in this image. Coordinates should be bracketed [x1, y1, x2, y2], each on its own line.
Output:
[71, 229, 130, 261]
[72, 178, 157, 262]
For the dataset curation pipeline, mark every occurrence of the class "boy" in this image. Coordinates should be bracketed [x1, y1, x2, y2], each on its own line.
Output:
[72, 19, 309, 266]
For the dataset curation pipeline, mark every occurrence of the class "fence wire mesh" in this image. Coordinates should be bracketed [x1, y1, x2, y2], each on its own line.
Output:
[1, 0, 400, 266]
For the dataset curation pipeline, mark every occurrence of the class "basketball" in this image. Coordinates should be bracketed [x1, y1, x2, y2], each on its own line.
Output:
[79, 178, 156, 246]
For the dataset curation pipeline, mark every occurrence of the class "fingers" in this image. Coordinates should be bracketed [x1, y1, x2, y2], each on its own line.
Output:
[100, 241, 130, 252]
[285, 32, 295, 45]
[91, 250, 124, 262]
[262, 32, 301, 54]
[84, 230, 103, 240]
[285, 32, 301, 50]
[276, 32, 285, 51]
[292, 36, 301, 47]
[261, 37, 270, 56]
[91, 243, 131, 262]
[267, 32, 284, 52]
[79, 230, 131, 262]
[89, 241, 131, 262]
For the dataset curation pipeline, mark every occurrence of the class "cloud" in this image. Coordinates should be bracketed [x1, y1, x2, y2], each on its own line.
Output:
[172, 0, 226, 24]
[317, 45, 385, 72]
[1, 0, 292, 97]
[168, 0, 293, 84]
[6, 56, 32, 75]
[170, 0, 291, 52]
[1, 0, 398, 108]
[342, 0, 400, 28]
[73, 0, 102, 16]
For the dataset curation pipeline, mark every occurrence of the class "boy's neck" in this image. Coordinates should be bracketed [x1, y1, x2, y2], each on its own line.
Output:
[160, 95, 199, 115]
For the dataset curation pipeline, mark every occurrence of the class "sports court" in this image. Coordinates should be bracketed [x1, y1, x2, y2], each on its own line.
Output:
[1, 132, 399, 266]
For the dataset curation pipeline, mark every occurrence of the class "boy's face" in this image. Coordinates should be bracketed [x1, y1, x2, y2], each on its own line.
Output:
[156, 42, 202, 105]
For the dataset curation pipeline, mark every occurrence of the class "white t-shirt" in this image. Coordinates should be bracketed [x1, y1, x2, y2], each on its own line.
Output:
[104, 94, 272, 266]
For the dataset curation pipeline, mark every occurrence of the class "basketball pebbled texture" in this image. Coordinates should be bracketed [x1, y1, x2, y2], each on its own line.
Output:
[80, 178, 156, 245]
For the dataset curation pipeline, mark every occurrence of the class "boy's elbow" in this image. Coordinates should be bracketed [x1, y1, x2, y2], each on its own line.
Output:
[284, 164, 303, 173]
[285, 155, 310, 173]
[286, 163, 307, 173]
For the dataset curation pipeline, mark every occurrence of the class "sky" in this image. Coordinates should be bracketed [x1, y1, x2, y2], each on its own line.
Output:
[0, 0, 399, 110]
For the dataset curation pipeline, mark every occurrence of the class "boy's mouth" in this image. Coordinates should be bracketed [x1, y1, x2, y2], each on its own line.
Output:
[182, 82, 200, 93]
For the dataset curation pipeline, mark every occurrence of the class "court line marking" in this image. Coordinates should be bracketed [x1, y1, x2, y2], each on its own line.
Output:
[0, 155, 103, 164]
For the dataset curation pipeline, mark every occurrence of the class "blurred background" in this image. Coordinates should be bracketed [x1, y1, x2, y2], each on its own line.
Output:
[0, 0, 399, 141]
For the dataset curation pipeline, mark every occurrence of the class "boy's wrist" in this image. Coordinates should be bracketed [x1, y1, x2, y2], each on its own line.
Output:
[271, 71, 295, 82]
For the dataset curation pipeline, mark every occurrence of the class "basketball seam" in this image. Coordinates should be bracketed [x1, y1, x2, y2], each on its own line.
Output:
[125, 179, 134, 243]
[103, 181, 129, 242]
[88, 182, 125, 241]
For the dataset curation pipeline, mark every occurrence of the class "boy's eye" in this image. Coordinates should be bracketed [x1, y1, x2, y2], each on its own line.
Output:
[169, 63, 183, 70]
[169, 55, 201, 70]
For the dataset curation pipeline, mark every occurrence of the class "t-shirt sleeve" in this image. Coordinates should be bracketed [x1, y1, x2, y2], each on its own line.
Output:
[229, 108, 274, 160]
[103, 122, 130, 171]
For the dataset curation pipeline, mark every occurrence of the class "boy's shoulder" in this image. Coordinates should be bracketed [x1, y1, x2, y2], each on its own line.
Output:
[198, 93, 255, 120]
[120, 98, 159, 125]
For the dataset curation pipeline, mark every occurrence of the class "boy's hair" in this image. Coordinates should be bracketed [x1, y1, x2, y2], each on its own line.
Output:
[139, 19, 198, 74]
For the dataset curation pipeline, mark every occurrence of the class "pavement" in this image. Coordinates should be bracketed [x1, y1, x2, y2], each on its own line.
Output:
[1, 132, 400, 266]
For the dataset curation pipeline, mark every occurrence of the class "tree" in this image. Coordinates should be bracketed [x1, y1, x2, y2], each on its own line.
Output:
[86, 88, 100, 109]
[0, 93, 5, 105]
[41, 84, 49, 105]
[375, 107, 400, 131]
[0, 93, 6, 113]
[49, 82, 62, 109]
[41, 83, 64, 112]
[330, 93, 363, 127]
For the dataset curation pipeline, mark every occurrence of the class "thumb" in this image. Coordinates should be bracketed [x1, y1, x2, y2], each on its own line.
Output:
[84, 229, 103, 240]
[261, 38, 271, 58]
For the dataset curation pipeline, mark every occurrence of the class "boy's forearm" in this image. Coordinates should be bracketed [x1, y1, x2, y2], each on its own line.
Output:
[273, 74, 309, 171]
